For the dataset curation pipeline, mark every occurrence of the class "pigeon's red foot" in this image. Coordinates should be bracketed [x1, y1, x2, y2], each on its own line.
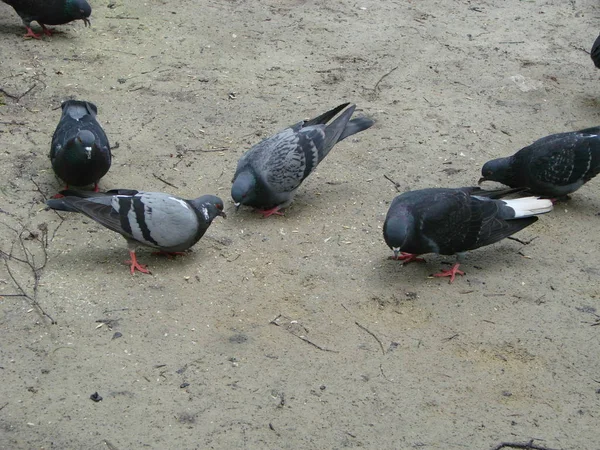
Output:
[40, 24, 54, 36]
[23, 27, 42, 39]
[51, 193, 65, 199]
[258, 206, 284, 218]
[125, 250, 151, 275]
[432, 263, 465, 284]
[151, 251, 187, 259]
[93, 183, 100, 193]
[390, 252, 425, 264]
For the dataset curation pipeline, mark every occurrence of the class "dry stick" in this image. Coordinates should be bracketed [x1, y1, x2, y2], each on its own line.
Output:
[270, 315, 338, 353]
[0, 84, 36, 102]
[355, 321, 385, 355]
[373, 66, 399, 94]
[383, 174, 401, 192]
[490, 440, 558, 450]
[30, 176, 48, 202]
[507, 235, 538, 245]
[152, 173, 179, 189]
[2, 226, 55, 324]
[293, 334, 339, 353]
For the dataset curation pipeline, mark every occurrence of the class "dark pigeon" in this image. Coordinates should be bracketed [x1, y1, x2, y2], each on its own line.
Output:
[1, 0, 91, 39]
[231, 103, 374, 217]
[592, 33, 600, 68]
[50, 100, 111, 192]
[46, 190, 226, 275]
[479, 127, 600, 197]
[383, 187, 553, 283]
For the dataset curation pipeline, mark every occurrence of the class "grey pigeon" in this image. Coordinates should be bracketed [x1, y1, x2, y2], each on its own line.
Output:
[231, 103, 374, 217]
[46, 189, 226, 275]
[592, 33, 600, 68]
[383, 187, 553, 283]
[1, 0, 91, 39]
[50, 100, 111, 192]
[479, 127, 600, 197]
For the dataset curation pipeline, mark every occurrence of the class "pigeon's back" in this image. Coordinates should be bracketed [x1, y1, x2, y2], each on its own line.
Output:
[515, 127, 600, 195]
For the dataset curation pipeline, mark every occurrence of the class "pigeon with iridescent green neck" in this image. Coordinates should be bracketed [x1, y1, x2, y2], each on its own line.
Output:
[50, 100, 111, 192]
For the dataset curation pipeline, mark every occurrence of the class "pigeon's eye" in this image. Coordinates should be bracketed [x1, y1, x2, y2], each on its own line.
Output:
[216, 203, 223, 210]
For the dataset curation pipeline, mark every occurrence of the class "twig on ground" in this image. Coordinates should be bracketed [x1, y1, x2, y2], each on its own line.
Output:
[152, 173, 179, 189]
[0, 84, 36, 102]
[383, 174, 401, 192]
[355, 321, 385, 354]
[269, 314, 338, 353]
[490, 439, 559, 450]
[507, 235, 538, 245]
[373, 66, 398, 94]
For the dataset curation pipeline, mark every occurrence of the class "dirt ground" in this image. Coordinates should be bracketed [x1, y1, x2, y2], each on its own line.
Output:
[1, 0, 600, 449]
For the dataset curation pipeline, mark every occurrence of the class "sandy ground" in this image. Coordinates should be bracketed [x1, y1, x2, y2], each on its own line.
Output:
[1, 0, 600, 449]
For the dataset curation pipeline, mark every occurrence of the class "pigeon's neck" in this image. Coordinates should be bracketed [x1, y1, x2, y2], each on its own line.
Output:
[63, 140, 93, 162]
[231, 170, 257, 205]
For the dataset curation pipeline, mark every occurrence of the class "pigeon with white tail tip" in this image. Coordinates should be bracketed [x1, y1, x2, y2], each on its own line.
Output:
[383, 187, 553, 283]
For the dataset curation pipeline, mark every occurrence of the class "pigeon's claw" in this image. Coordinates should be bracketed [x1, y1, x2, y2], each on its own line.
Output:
[258, 206, 284, 218]
[23, 27, 42, 39]
[40, 24, 54, 36]
[431, 263, 465, 284]
[125, 250, 151, 275]
[390, 252, 425, 264]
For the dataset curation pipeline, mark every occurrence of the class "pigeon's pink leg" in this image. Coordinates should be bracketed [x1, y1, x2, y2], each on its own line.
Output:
[93, 183, 100, 192]
[151, 251, 186, 259]
[23, 27, 42, 39]
[390, 252, 425, 264]
[432, 263, 465, 284]
[40, 24, 54, 36]
[125, 250, 151, 275]
[258, 206, 284, 218]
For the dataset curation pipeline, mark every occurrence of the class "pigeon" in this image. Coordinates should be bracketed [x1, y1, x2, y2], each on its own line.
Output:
[383, 187, 553, 283]
[592, 33, 600, 69]
[1, 0, 91, 39]
[46, 189, 226, 275]
[231, 103, 374, 217]
[479, 127, 600, 198]
[50, 100, 111, 192]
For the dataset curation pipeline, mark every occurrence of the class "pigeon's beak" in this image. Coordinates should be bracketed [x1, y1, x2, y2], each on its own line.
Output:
[234, 202, 240, 211]
[393, 248, 400, 259]
[477, 177, 487, 185]
[85, 146, 92, 159]
[219, 210, 227, 218]
[83, 18, 91, 27]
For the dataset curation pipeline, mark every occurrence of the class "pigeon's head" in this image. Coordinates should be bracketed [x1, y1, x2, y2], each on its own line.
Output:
[231, 171, 257, 209]
[190, 195, 227, 222]
[75, 130, 96, 159]
[479, 157, 512, 185]
[68, 0, 92, 24]
[383, 206, 413, 258]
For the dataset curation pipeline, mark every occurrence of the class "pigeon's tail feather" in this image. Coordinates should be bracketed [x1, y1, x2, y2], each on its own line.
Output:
[468, 186, 525, 199]
[592, 34, 600, 69]
[59, 188, 139, 198]
[62, 100, 97, 119]
[318, 105, 357, 160]
[338, 117, 375, 142]
[304, 103, 350, 127]
[46, 198, 79, 212]
[503, 197, 553, 217]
